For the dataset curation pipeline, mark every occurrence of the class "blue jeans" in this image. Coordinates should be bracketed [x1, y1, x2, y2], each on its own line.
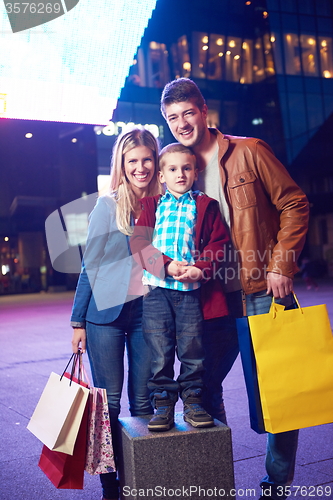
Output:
[203, 290, 298, 500]
[86, 297, 152, 498]
[142, 286, 204, 403]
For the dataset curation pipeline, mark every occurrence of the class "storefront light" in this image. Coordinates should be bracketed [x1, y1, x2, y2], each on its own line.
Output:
[97, 121, 160, 138]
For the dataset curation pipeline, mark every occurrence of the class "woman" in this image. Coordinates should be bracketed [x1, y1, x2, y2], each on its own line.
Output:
[70, 128, 161, 500]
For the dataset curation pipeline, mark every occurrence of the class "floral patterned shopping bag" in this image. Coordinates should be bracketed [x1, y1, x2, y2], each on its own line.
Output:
[85, 387, 116, 475]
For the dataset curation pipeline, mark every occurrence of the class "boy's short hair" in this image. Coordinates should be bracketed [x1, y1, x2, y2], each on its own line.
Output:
[161, 78, 206, 118]
[159, 142, 197, 170]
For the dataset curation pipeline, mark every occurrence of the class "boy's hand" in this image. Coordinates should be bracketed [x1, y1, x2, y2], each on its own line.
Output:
[174, 265, 203, 283]
[166, 260, 188, 277]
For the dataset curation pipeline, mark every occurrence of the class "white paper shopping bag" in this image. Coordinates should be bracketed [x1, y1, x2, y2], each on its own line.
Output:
[27, 371, 89, 455]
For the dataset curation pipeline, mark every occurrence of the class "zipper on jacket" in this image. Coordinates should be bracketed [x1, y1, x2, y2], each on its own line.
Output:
[242, 289, 247, 316]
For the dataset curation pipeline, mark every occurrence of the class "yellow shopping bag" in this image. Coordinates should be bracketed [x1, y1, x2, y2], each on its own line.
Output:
[248, 294, 333, 433]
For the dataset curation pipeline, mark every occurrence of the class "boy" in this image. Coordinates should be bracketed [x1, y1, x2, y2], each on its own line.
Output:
[130, 143, 229, 431]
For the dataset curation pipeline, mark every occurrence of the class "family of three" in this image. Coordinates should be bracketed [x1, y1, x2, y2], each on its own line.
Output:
[70, 78, 309, 500]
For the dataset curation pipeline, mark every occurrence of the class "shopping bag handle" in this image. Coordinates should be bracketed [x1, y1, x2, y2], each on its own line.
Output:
[60, 349, 89, 386]
[271, 292, 302, 317]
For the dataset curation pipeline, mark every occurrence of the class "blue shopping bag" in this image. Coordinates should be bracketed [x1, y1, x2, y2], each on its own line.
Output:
[236, 317, 266, 434]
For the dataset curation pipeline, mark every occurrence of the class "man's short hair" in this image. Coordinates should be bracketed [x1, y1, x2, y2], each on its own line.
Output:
[161, 78, 206, 118]
[159, 142, 196, 170]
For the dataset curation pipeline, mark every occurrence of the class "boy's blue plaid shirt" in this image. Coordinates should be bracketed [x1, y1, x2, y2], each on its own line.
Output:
[143, 189, 201, 291]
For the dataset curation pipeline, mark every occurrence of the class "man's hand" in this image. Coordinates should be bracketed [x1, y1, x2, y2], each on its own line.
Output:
[174, 265, 203, 283]
[266, 272, 293, 298]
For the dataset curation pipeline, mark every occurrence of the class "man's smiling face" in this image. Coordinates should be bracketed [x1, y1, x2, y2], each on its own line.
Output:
[164, 100, 208, 149]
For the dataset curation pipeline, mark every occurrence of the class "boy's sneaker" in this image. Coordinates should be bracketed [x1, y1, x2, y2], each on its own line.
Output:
[148, 392, 175, 431]
[183, 391, 215, 428]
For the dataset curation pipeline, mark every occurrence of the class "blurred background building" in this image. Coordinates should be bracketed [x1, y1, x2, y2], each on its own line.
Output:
[1, 0, 333, 294]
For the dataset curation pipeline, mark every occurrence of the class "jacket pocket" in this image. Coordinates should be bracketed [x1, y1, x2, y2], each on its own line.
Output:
[228, 170, 257, 209]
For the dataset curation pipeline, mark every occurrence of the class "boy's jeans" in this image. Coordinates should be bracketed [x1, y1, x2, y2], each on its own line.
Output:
[142, 286, 205, 403]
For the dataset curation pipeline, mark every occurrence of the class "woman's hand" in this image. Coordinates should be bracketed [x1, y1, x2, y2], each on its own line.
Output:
[71, 328, 87, 354]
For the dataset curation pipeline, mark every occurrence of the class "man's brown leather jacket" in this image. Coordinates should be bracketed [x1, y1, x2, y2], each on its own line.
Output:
[214, 129, 309, 295]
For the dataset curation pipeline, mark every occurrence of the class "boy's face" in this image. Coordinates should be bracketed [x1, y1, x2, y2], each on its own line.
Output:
[164, 100, 208, 149]
[159, 152, 198, 199]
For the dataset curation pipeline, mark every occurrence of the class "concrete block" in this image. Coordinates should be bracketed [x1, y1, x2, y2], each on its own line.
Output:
[118, 412, 235, 500]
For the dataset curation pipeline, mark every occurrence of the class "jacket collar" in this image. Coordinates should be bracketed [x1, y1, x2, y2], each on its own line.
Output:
[209, 128, 229, 162]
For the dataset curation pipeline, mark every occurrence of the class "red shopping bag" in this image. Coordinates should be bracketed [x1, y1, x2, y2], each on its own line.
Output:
[38, 401, 89, 489]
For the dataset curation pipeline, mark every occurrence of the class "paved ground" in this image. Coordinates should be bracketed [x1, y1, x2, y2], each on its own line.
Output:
[0, 279, 332, 500]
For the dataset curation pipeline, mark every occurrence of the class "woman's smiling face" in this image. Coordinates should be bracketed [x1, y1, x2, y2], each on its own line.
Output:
[123, 145, 155, 198]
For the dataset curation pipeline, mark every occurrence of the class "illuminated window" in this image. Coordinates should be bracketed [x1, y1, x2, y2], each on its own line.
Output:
[283, 33, 301, 75]
[192, 32, 209, 78]
[207, 34, 227, 80]
[253, 38, 265, 81]
[263, 34, 275, 77]
[225, 36, 242, 82]
[270, 33, 283, 74]
[300, 35, 318, 76]
[319, 37, 333, 78]
[241, 39, 253, 83]
[147, 42, 170, 88]
[171, 36, 191, 79]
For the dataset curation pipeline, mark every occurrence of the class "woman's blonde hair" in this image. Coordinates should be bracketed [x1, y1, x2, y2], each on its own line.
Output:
[109, 127, 161, 235]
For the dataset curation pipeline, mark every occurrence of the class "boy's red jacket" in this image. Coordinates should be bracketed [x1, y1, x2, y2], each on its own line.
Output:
[130, 192, 229, 320]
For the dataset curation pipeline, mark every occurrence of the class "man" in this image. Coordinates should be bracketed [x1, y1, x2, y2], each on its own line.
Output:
[160, 78, 309, 500]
